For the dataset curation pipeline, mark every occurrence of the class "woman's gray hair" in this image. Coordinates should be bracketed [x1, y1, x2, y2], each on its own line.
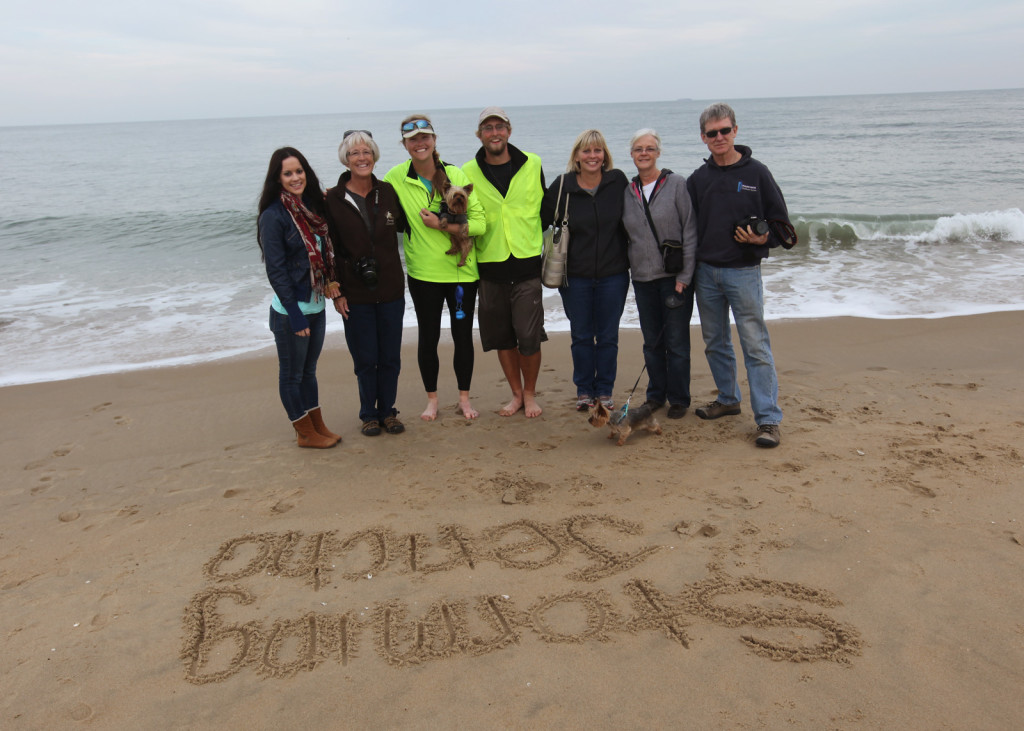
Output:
[699, 103, 736, 133]
[567, 129, 613, 173]
[338, 131, 380, 165]
[629, 128, 661, 152]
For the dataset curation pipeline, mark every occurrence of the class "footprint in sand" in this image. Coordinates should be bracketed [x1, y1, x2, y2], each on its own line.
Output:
[904, 481, 937, 498]
[59, 511, 81, 523]
[27, 446, 75, 470]
[261, 488, 305, 515]
[69, 703, 93, 721]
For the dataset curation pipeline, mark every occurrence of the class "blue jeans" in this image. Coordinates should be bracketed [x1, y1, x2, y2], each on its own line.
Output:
[269, 306, 326, 422]
[559, 271, 629, 399]
[632, 277, 694, 407]
[694, 263, 782, 425]
[343, 297, 405, 422]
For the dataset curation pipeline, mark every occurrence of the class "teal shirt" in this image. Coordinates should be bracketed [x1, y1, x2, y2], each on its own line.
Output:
[271, 236, 328, 316]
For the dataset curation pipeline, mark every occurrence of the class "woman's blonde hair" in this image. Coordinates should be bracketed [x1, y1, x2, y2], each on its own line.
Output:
[567, 129, 613, 173]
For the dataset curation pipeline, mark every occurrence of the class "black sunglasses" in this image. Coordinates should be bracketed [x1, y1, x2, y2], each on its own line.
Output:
[343, 129, 373, 139]
[704, 126, 734, 138]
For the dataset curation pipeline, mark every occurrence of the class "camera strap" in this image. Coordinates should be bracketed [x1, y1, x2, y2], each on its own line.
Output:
[768, 219, 798, 249]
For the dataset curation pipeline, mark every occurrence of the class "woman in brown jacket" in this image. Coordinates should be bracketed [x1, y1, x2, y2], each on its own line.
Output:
[325, 130, 408, 436]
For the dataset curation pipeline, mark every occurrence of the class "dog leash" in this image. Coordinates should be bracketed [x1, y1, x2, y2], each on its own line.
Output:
[617, 289, 690, 422]
[616, 365, 647, 423]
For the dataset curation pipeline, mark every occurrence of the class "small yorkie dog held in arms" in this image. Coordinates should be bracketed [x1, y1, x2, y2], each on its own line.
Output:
[439, 183, 474, 266]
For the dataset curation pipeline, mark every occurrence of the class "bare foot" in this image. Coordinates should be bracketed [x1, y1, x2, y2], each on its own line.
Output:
[499, 394, 524, 417]
[458, 396, 479, 420]
[421, 397, 439, 421]
[523, 394, 543, 418]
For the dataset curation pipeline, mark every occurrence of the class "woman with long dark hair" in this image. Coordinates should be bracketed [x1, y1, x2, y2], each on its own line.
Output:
[257, 147, 341, 448]
[383, 114, 486, 421]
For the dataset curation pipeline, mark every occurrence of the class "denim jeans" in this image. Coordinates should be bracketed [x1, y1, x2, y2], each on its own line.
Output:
[343, 297, 405, 422]
[632, 277, 694, 407]
[694, 263, 782, 425]
[269, 306, 326, 422]
[559, 270, 629, 398]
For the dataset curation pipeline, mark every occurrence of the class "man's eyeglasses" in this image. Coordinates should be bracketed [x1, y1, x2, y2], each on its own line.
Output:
[631, 146, 658, 155]
[703, 126, 734, 139]
[480, 123, 508, 133]
[343, 129, 372, 139]
[402, 119, 433, 133]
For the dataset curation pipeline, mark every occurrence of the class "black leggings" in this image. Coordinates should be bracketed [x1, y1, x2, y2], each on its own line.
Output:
[406, 276, 477, 392]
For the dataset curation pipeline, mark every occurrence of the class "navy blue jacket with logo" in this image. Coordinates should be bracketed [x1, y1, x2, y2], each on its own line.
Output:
[686, 145, 791, 268]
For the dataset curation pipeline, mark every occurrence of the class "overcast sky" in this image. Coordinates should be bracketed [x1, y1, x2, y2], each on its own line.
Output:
[2, 0, 1022, 126]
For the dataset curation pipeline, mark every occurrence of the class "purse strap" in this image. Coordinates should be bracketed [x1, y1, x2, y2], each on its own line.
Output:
[552, 174, 569, 228]
[634, 174, 663, 243]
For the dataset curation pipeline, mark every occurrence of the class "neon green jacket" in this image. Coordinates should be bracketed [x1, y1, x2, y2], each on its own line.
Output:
[462, 148, 544, 263]
[383, 160, 485, 282]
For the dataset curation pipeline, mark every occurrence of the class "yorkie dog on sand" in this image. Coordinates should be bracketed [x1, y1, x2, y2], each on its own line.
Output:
[587, 401, 662, 446]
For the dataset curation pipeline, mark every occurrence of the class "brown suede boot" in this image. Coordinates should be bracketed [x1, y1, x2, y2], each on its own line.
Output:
[307, 407, 342, 445]
[292, 414, 337, 449]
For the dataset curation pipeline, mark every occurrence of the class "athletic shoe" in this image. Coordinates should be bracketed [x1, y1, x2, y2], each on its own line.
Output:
[576, 396, 595, 412]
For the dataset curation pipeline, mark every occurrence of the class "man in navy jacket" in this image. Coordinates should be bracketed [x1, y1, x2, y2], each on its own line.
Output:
[686, 103, 792, 448]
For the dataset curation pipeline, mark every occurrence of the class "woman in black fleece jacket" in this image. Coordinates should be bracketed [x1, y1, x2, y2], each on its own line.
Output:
[541, 129, 629, 411]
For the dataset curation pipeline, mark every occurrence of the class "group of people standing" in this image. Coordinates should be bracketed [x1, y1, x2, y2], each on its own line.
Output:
[256, 103, 792, 451]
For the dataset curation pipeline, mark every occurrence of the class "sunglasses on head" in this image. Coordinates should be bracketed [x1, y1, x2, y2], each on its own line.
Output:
[402, 119, 432, 133]
[343, 129, 372, 139]
[703, 126, 733, 138]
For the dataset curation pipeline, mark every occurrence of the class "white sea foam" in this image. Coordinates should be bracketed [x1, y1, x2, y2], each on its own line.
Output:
[3, 91, 1024, 386]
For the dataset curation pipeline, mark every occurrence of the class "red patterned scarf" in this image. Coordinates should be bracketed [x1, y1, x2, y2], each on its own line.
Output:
[279, 192, 335, 297]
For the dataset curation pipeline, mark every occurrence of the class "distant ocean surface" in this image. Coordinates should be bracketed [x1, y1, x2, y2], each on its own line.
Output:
[1, 89, 1023, 386]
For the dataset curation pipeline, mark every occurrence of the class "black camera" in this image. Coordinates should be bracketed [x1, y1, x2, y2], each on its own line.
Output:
[354, 256, 379, 289]
[735, 216, 770, 237]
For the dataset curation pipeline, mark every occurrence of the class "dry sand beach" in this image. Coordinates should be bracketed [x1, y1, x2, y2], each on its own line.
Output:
[2, 314, 1023, 728]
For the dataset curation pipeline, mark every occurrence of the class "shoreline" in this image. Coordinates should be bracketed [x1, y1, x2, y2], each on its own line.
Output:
[6, 308, 1024, 389]
[2, 312, 1022, 727]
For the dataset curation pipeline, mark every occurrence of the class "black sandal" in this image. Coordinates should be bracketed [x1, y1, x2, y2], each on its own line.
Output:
[361, 420, 381, 436]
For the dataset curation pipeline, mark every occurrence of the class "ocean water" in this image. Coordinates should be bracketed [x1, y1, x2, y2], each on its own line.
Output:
[1, 89, 1022, 386]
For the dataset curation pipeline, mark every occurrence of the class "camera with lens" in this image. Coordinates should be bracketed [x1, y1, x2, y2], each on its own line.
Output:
[735, 216, 770, 237]
[354, 256, 379, 289]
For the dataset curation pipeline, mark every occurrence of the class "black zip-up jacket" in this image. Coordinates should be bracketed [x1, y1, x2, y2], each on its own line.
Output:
[686, 145, 791, 268]
[325, 173, 406, 304]
[541, 168, 629, 279]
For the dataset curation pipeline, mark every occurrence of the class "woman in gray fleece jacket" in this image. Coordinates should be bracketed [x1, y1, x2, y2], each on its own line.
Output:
[622, 129, 698, 419]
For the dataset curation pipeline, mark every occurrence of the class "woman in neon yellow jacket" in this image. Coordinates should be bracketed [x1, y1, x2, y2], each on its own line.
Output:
[384, 114, 486, 421]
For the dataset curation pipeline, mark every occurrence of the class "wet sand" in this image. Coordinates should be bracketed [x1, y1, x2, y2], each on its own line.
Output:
[2, 313, 1022, 728]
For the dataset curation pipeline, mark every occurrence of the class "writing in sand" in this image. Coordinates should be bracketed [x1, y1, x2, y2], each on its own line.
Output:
[181, 514, 863, 683]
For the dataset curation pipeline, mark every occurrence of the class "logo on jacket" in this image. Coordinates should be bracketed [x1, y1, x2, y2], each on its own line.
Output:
[737, 181, 758, 193]
[385, 212, 395, 226]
